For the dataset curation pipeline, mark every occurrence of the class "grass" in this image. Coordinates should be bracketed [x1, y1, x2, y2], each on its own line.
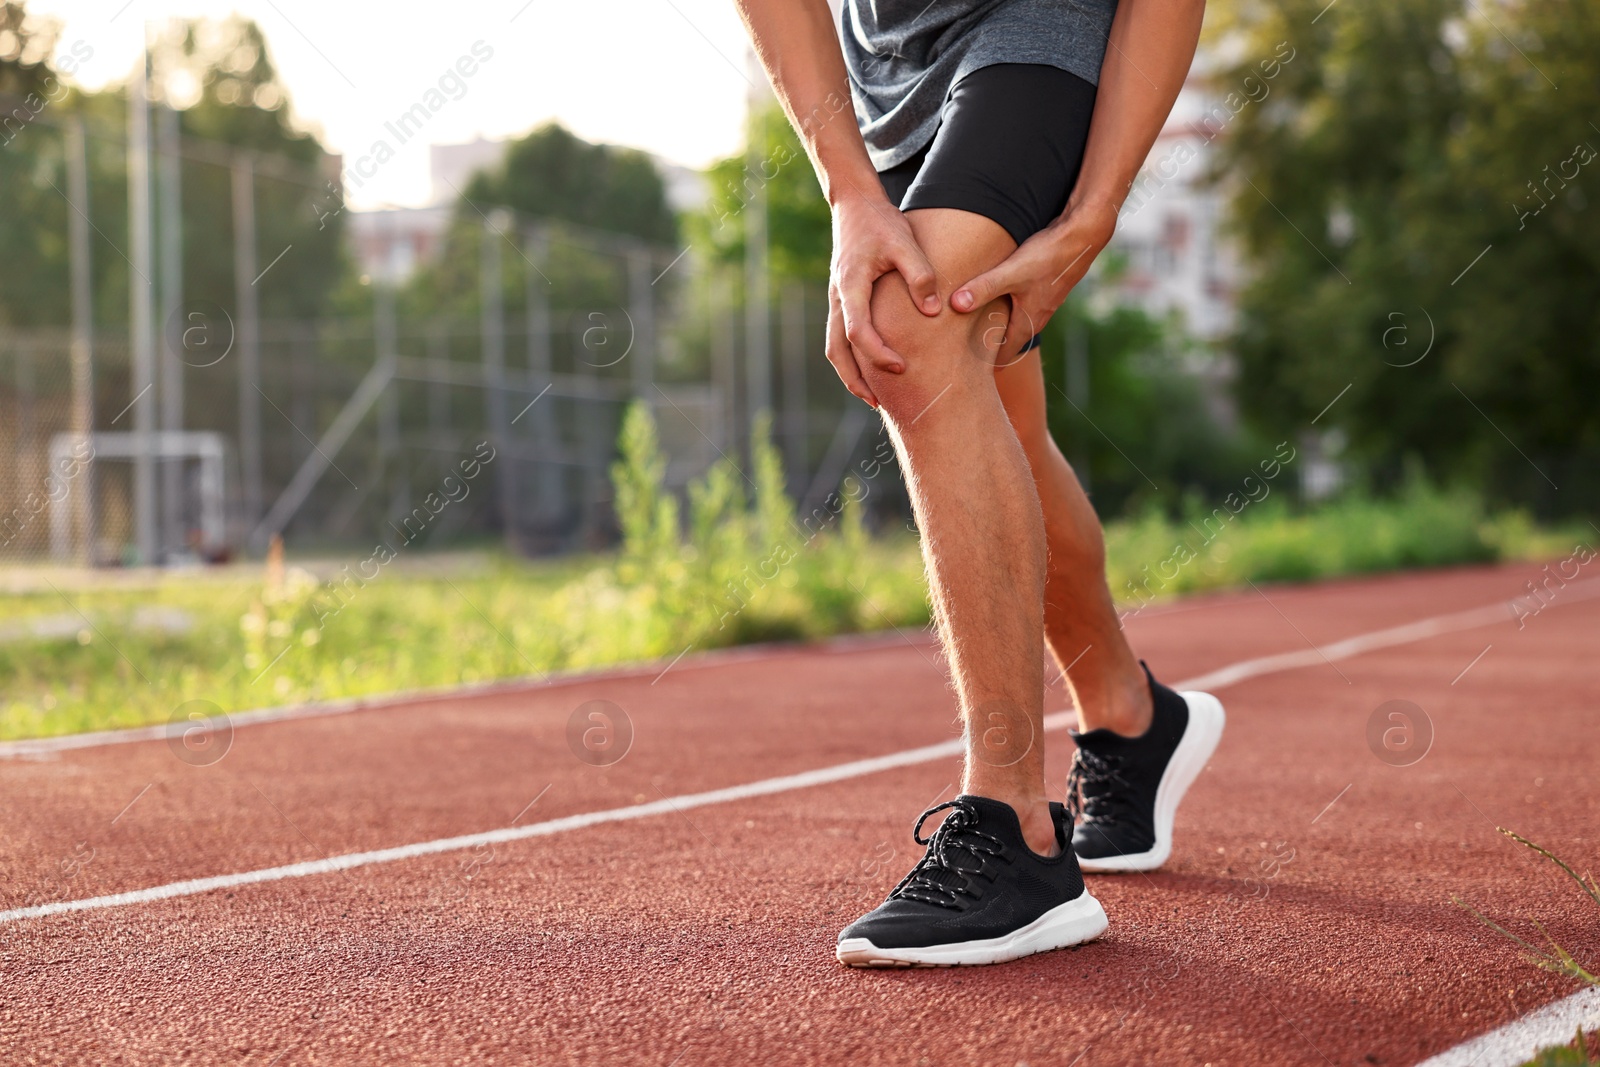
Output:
[0, 405, 1588, 741]
[1457, 828, 1600, 989]
[0, 408, 931, 741]
[1520, 1033, 1599, 1067]
[1453, 829, 1600, 1067]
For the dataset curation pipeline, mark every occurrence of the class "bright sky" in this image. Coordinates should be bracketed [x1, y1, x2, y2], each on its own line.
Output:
[28, 0, 767, 208]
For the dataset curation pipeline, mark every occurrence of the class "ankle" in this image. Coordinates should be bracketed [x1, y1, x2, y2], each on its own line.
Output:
[1013, 800, 1062, 858]
[1077, 675, 1153, 737]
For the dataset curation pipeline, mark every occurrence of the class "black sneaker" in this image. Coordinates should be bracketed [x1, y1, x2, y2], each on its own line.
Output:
[1067, 663, 1225, 873]
[836, 795, 1108, 967]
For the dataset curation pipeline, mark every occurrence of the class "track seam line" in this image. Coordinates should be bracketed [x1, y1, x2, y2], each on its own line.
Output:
[5, 578, 1597, 928]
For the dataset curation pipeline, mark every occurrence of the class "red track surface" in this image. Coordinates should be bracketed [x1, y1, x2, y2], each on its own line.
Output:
[2, 563, 1597, 1066]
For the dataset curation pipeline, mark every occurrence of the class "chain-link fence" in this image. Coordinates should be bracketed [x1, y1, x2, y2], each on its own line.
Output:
[1, 99, 891, 565]
[0, 259, 876, 563]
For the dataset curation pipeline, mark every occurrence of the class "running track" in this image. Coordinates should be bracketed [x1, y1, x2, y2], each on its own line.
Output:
[2, 563, 1598, 1066]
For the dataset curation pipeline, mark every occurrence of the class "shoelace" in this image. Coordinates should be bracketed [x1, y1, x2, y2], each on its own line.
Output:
[886, 799, 1010, 910]
[1066, 748, 1131, 827]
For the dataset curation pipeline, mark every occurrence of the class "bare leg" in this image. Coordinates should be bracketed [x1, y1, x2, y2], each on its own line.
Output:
[861, 208, 1057, 857]
[995, 351, 1153, 737]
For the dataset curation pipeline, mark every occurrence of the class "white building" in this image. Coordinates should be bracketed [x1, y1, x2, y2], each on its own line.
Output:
[344, 138, 511, 282]
[1103, 68, 1243, 343]
[346, 203, 452, 283]
[429, 136, 509, 204]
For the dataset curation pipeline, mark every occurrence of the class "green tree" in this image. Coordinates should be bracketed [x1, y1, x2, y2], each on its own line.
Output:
[0, 9, 348, 328]
[0, 0, 51, 96]
[465, 122, 676, 245]
[160, 15, 349, 321]
[1213, 0, 1600, 514]
[401, 122, 677, 323]
[0, 2, 87, 328]
[694, 102, 831, 284]
[1042, 276, 1267, 518]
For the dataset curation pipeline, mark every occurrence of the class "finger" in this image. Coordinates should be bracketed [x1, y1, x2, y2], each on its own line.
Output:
[828, 287, 879, 408]
[951, 261, 1013, 314]
[988, 289, 1052, 370]
[1005, 300, 1043, 353]
[975, 304, 1011, 364]
[994, 318, 1027, 369]
[838, 271, 905, 373]
[890, 241, 942, 316]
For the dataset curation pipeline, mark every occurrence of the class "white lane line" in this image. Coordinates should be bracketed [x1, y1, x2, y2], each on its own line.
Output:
[1178, 577, 1600, 695]
[1413, 986, 1600, 1067]
[6, 578, 1599, 927]
[0, 733, 973, 924]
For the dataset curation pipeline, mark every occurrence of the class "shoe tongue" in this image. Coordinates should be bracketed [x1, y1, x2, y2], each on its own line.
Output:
[918, 862, 968, 893]
[942, 795, 1029, 850]
[915, 797, 1012, 888]
[949, 794, 1018, 831]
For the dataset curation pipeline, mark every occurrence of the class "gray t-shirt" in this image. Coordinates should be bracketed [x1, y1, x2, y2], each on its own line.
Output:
[840, 0, 1119, 170]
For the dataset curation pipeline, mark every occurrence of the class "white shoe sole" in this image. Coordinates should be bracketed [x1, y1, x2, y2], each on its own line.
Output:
[835, 891, 1108, 968]
[1077, 690, 1226, 873]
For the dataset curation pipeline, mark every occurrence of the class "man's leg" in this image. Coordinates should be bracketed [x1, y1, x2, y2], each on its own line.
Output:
[994, 349, 1226, 874]
[994, 352, 1153, 736]
[860, 206, 1056, 857]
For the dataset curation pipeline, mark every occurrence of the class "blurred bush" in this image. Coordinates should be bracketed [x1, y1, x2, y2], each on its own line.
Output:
[1106, 473, 1580, 606]
[581, 401, 929, 657]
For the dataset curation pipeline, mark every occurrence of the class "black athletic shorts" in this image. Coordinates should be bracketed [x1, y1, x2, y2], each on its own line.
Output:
[875, 63, 1098, 353]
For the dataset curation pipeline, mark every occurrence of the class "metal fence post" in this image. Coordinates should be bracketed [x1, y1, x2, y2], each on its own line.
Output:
[710, 265, 737, 457]
[780, 280, 806, 496]
[67, 116, 96, 565]
[576, 292, 604, 548]
[376, 282, 403, 525]
[428, 317, 450, 447]
[157, 102, 184, 559]
[127, 43, 157, 565]
[525, 227, 562, 524]
[481, 212, 516, 551]
[628, 243, 656, 401]
[231, 152, 262, 543]
[743, 177, 771, 459]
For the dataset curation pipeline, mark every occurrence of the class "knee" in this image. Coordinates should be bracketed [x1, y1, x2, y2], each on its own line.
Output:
[859, 280, 999, 428]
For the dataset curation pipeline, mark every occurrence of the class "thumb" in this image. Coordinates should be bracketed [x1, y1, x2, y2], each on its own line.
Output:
[950, 263, 1012, 313]
[891, 243, 942, 316]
